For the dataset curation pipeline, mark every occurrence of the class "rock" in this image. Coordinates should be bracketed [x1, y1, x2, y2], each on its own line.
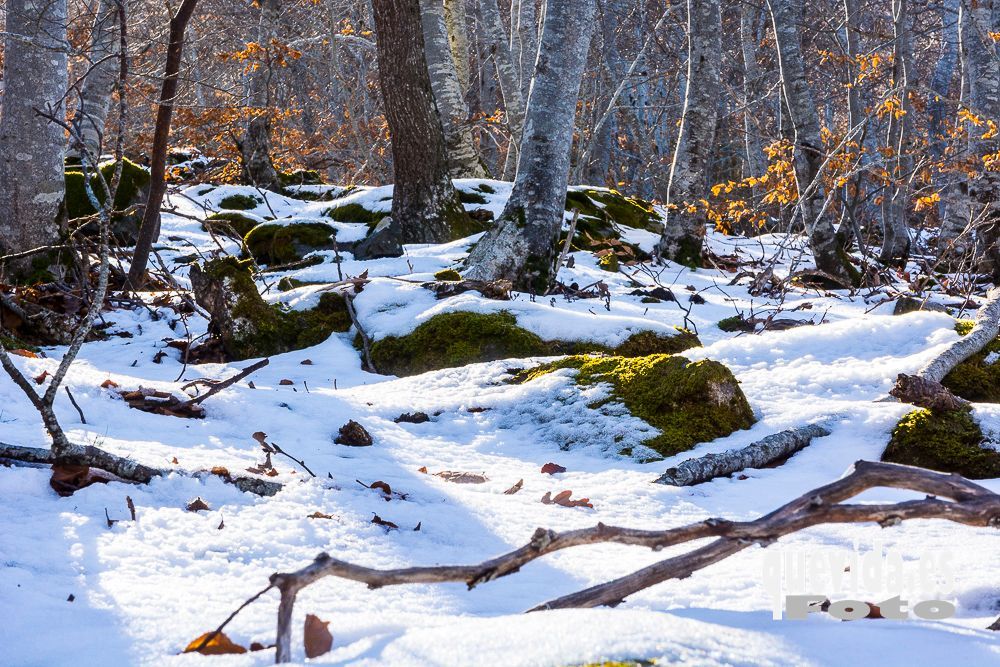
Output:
[65, 158, 151, 245]
[512, 354, 755, 457]
[352, 217, 403, 259]
[394, 412, 430, 424]
[243, 222, 337, 265]
[893, 296, 949, 316]
[335, 420, 373, 446]
[882, 408, 1000, 478]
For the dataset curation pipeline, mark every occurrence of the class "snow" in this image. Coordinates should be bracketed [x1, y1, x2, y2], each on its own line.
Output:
[1, 182, 998, 666]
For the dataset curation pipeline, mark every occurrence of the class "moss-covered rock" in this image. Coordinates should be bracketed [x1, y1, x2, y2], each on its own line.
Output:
[513, 354, 755, 457]
[718, 315, 754, 333]
[598, 253, 620, 272]
[278, 169, 322, 186]
[882, 408, 1000, 478]
[434, 269, 462, 281]
[370, 311, 551, 376]
[612, 329, 701, 357]
[219, 193, 261, 210]
[562, 189, 654, 266]
[458, 190, 488, 205]
[202, 211, 260, 239]
[326, 202, 382, 224]
[190, 258, 352, 360]
[243, 222, 337, 265]
[65, 159, 151, 243]
[941, 319, 1000, 402]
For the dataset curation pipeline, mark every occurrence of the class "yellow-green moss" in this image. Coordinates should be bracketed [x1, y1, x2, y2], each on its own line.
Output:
[612, 329, 700, 357]
[941, 319, 1000, 402]
[64, 158, 150, 220]
[434, 269, 462, 281]
[370, 311, 551, 376]
[326, 202, 382, 224]
[278, 169, 322, 186]
[598, 253, 620, 272]
[201, 258, 351, 359]
[243, 222, 336, 265]
[219, 193, 261, 210]
[513, 354, 754, 457]
[882, 408, 1000, 478]
[203, 211, 259, 238]
[565, 188, 661, 231]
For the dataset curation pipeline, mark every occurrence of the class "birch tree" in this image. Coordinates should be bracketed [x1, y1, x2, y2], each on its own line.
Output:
[464, 0, 597, 292]
[71, 0, 119, 160]
[0, 0, 69, 275]
[657, 0, 722, 267]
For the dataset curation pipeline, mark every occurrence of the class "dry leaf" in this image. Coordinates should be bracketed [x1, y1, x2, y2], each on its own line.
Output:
[417, 466, 428, 474]
[540, 462, 566, 474]
[307, 511, 335, 519]
[171, 456, 179, 465]
[434, 471, 488, 484]
[304, 614, 333, 658]
[252, 431, 268, 445]
[101, 379, 119, 389]
[541, 490, 593, 508]
[186, 497, 210, 512]
[9, 348, 39, 358]
[300, 359, 314, 365]
[503, 479, 524, 495]
[279, 379, 294, 386]
[372, 513, 399, 530]
[49, 463, 109, 497]
[183, 631, 247, 655]
[33, 370, 50, 385]
[370, 480, 392, 496]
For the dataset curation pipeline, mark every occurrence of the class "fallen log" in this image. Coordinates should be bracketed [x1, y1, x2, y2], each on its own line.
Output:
[889, 373, 970, 412]
[653, 424, 832, 486]
[917, 286, 1000, 383]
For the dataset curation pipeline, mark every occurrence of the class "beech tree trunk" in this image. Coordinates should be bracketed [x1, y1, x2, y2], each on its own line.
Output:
[372, 0, 467, 244]
[443, 0, 472, 91]
[238, 0, 282, 191]
[740, 2, 767, 181]
[879, 0, 913, 266]
[420, 0, 487, 178]
[464, 0, 596, 292]
[767, 0, 856, 284]
[71, 0, 119, 161]
[0, 0, 69, 274]
[479, 0, 526, 179]
[657, 0, 722, 267]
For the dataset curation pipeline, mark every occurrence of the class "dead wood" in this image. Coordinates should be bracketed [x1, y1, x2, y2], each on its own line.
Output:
[421, 278, 512, 300]
[890, 373, 970, 412]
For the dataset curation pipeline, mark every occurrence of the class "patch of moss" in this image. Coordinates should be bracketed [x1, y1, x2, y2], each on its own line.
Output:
[203, 211, 260, 239]
[64, 158, 150, 220]
[434, 269, 462, 281]
[0, 333, 40, 353]
[718, 315, 754, 333]
[326, 202, 382, 224]
[219, 193, 261, 210]
[941, 320, 1000, 402]
[513, 354, 755, 457]
[243, 222, 336, 265]
[882, 408, 1000, 478]
[458, 190, 488, 205]
[598, 253, 619, 272]
[200, 258, 351, 359]
[613, 329, 701, 357]
[278, 169, 322, 186]
[277, 277, 322, 291]
[197, 186, 216, 196]
[566, 188, 661, 231]
[370, 311, 551, 376]
[476, 183, 496, 194]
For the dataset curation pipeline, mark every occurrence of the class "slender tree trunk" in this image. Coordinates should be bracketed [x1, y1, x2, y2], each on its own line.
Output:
[657, 0, 722, 267]
[767, 0, 856, 284]
[879, 0, 912, 266]
[929, 0, 960, 157]
[0, 0, 69, 275]
[464, 0, 597, 292]
[421, 0, 488, 178]
[238, 0, 282, 191]
[443, 0, 472, 91]
[740, 1, 767, 181]
[372, 0, 467, 244]
[479, 0, 525, 179]
[71, 0, 118, 161]
[127, 0, 200, 288]
[510, 0, 539, 100]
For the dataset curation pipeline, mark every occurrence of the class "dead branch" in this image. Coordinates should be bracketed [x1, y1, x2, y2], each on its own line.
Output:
[421, 278, 513, 300]
[343, 294, 375, 373]
[181, 358, 269, 406]
[889, 373, 970, 412]
[653, 424, 831, 486]
[197, 461, 996, 662]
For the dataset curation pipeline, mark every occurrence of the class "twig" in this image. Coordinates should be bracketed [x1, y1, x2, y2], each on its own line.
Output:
[181, 358, 269, 406]
[64, 387, 87, 424]
[187, 584, 276, 654]
[547, 208, 580, 295]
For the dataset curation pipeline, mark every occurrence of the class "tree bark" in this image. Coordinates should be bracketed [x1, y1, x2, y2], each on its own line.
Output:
[879, 0, 913, 266]
[657, 0, 722, 267]
[464, 0, 597, 292]
[71, 0, 119, 161]
[443, 0, 472, 91]
[479, 0, 526, 178]
[766, 0, 856, 284]
[0, 0, 69, 274]
[420, 0, 488, 178]
[740, 2, 768, 181]
[372, 0, 468, 245]
[238, 0, 282, 191]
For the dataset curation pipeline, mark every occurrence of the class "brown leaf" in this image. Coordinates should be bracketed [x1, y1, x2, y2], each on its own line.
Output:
[370, 480, 392, 496]
[372, 513, 399, 530]
[171, 456, 179, 465]
[249, 642, 272, 652]
[417, 466, 428, 474]
[183, 631, 247, 655]
[434, 471, 488, 484]
[252, 431, 268, 445]
[300, 359, 314, 365]
[540, 462, 567, 475]
[50, 463, 109, 497]
[279, 378, 294, 386]
[33, 370, 50, 385]
[186, 497, 210, 512]
[9, 348, 39, 358]
[503, 479, 524, 495]
[541, 490, 593, 508]
[307, 511, 335, 519]
[217, 516, 225, 530]
[100, 379, 119, 389]
[304, 614, 333, 658]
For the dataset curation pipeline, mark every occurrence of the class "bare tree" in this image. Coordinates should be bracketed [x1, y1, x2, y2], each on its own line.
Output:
[879, 0, 913, 266]
[238, 0, 283, 191]
[71, 0, 120, 161]
[479, 0, 526, 178]
[464, 0, 597, 292]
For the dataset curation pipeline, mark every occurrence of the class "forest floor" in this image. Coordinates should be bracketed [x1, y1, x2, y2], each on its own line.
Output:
[2, 181, 999, 666]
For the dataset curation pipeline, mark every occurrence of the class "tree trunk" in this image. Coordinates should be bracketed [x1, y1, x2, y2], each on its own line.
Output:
[767, 0, 856, 285]
[443, 0, 472, 91]
[372, 0, 467, 244]
[879, 0, 913, 266]
[657, 0, 722, 267]
[0, 0, 69, 275]
[421, 0, 488, 178]
[238, 0, 282, 191]
[71, 0, 119, 161]
[510, 0, 539, 100]
[464, 0, 596, 292]
[740, 1, 767, 181]
[479, 0, 526, 179]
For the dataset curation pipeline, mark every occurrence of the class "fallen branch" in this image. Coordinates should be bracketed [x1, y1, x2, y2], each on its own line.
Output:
[421, 279, 513, 300]
[917, 286, 1000, 383]
[200, 461, 997, 662]
[653, 424, 831, 486]
[889, 373, 970, 412]
[344, 294, 375, 373]
[181, 358, 269, 406]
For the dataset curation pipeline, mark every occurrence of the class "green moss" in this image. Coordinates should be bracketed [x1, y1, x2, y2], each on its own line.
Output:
[513, 354, 755, 457]
[566, 188, 662, 231]
[200, 258, 352, 359]
[326, 202, 382, 223]
[458, 190, 488, 204]
[476, 183, 496, 194]
[613, 329, 701, 357]
[598, 253, 619, 272]
[278, 169, 322, 186]
[669, 235, 703, 269]
[941, 320, 1000, 402]
[370, 311, 551, 376]
[434, 269, 462, 281]
[447, 206, 491, 239]
[718, 315, 754, 333]
[203, 211, 260, 238]
[197, 186, 216, 196]
[243, 222, 336, 265]
[882, 408, 1000, 478]
[64, 158, 150, 220]
[277, 277, 322, 291]
[219, 193, 261, 210]
[0, 333, 40, 352]
[561, 190, 651, 266]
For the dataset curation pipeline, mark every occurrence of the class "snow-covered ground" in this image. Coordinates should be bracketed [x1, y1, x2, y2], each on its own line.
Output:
[1, 183, 998, 666]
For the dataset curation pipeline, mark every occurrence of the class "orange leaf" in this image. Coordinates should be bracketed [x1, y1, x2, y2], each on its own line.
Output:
[304, 614, 333, 658]
[9, 348, 39, 358]
[34, 370, 50, 385]
[540, 462, 566, 475]
[184, 631, 247, 655]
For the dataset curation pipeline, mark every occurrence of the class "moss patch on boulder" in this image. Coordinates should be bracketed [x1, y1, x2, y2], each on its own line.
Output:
[243, 222, 336, 265]
[882, 408, 1000, 478]
[434, 269, 462, 281]
[202, 211, 260, 239]
[562, 189, 654, 265]
[219, 193, 261, 210]
[278, 169, 322, 186]
[612, 329, 700, 357]
[326, 202, 382, 224]
[190, 257, 351, 359]
[513, 354, 755, 457]
[941, 319, 1000, 402]
[65, 159, 151, 243]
